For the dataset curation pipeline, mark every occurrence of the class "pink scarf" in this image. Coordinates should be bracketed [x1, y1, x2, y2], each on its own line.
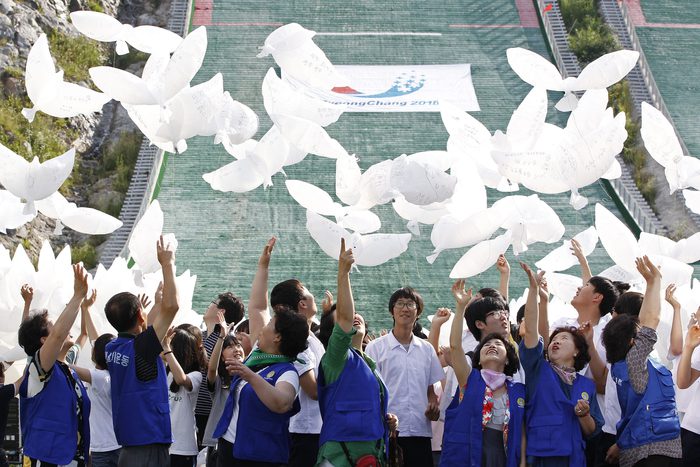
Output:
[481, 369, 507, 390]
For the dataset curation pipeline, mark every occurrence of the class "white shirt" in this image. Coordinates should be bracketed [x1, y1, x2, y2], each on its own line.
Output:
[602, 366, 621, 435]
[290, 334, 325, 434]
[671, 355, 700, 415]
[223, 367, 300, 444]
[681, 347, 700, 434]
[168, 371, 202, 456]
[88, 369, 120, 452]
[365, 331, 444, 437]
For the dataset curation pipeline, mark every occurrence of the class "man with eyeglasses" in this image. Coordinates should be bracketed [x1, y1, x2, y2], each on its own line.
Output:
[365, 287, 444, 467]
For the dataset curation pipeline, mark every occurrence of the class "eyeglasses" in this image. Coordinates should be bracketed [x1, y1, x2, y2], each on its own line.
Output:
[211, 300, 221, 307]
[486, 310, 509, 319]
[394, 301, 417, 310]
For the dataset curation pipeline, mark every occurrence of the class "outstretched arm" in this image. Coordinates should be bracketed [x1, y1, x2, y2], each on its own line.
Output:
[207, 311, 232, 386]
[20, 284, 33, 323]
[162, 328, 192, 391]
[571, 239, 592, 285]
[227, 359, 296, 413]
[428, 307, 451, 357]
[39, 264, 88, 373]
[580, 320, 607, 394]
[496, 254, 510, 301]
[82, 289, 100, 343]
[249, 237, 275, 345]
[70, 365, 92, 384]
[450, 279, 473, 389]
[520, 263, 540, 349]
[677, 319, 700, 389]
[536, 272, 551, 348]
[152, 237, 180, 342]
[636, 256, 662, 330]
[336, 238, 355, 334]
[666, 284, 684, 358]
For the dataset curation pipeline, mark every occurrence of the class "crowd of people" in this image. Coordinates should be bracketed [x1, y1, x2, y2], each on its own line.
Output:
[5, 234, 700, 467]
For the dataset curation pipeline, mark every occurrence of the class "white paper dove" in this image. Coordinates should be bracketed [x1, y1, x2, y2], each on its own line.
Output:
[492, 195, 565, 255]
[203, 126, 289, 192]
[535, 226, 598, 272]
[70, 11, 183, 55]
[89, 26, 207, 106]
[449, 231, 512, 279]
[440, 101, 518, 192]
[22, 34, 110, 122]
[271, 113, 349, 160]
[507, 47, 639, 111]
[35, 192, 123, 235]
[683, 189, 700, 215]
[127, 200, 178, 274]
[641, 102, 700, 193]
[262, 68, 344, 126]
[638, 232, 700, 265]
[0, 145, 75, 216]
[493, 90, 626, 209]
[0, 191, 34, 233]
[305, 211, 411, 267]
[258, 23, 346, 90]
[286, 180, 345, 218]
[335, 154, 363, 206]
[389, 154, 458, 206]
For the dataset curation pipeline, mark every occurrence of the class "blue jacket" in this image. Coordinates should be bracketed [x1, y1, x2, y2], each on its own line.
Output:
[107, 334, 171, 446]
[20, 360, 91, 465]
[213, 362, 300, 463]
[440, 370, 525, 467]
[612, 358, 680, 449]
[525, 362, 595, 467]
[318, 348, 388, 446]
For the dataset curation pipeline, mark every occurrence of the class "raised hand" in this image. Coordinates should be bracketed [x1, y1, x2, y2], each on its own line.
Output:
[570, 238, 585, 260]
[578, 320, 594, 345]
[432, 307, 452, 327]
[137, 293, 152, 311]
[82, 289, 98, 310]
[338, 237, 354, 275]
[162, 326, 175, 352]
[321, 290, 334, 314]
[635, 255, 661, 284]
[451, 279, 472, 312]
[537, 271, 549, 301]
[154, 281, 164, 304]
[685, 324, 700, 349]
[20, 284, 34, 304]
[665, 284, 680, 309]
[73, 264, 89, 299]
[259, 237, 276, 268]
[225, 359, 256, 382]
[520, 262, 538, 288]
[574, 399, 590, 418]
[157, 235, 176, 266]
[217, 310, 227, 330]
[496, 254, 510, 275]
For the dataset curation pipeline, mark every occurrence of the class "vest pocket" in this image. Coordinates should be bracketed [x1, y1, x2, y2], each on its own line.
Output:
[658, 372, 676, 398]
[650, 403, 680, 437]
[335, 401, 373, 438]
[528, 415, 563, 447]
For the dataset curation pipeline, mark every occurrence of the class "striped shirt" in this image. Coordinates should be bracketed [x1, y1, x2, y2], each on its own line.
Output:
[195, 327, 220, 416]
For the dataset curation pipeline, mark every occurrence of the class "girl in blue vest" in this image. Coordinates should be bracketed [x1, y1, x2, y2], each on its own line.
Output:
[519, 263, 603, 467]
[18, 264, 91, 467]
[212, 301, 308, 466]
[440, 279, 525, 467]
[601, 256, 681, 467]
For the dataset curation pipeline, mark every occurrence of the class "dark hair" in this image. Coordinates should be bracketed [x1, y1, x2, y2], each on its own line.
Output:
[272, 305, 309, 358]
[465, 297, 508, 341]
[547, 327, 591, 372]
[471, 332, 520, 376]
[271, 279, 306, 311]
[318, 304, 336, 349]
[217, 292, 245, 325]
[478, 288, 509, 309]
[176, 323, 203, 347]
[516, 305, 526, 323]
[169, 328, 206, 392]
[105, 292, 141, 332]
[412, 321, 428, 339]
[589, 276, 620, 317]
[388, 287, 424, 317]
[613, 281, 631, 295]
[602, 314, 639, 364]
[93, 333, 116, 369]
[218, 334, 242, 388]
[236, 319, 250, 334]
[18, 310, 51, 356]
[613, 292, 644, 317]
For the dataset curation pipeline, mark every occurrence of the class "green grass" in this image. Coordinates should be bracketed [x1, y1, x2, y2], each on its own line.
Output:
[48, 30, 105, 83]
[71, 242, 98, 269]
[87, 0, 104, 12]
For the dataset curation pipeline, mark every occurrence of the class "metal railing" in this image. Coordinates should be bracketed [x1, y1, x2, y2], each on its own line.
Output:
[99, 0, 190, 267]
[534, 0, 666, 234]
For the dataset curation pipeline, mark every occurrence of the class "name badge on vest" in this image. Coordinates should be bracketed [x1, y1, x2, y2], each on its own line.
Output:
[264, 370, 276, 381]
[581, 391, 589, 401]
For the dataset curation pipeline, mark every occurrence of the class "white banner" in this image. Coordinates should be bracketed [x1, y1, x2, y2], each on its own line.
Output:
[284, 64, 480, 112]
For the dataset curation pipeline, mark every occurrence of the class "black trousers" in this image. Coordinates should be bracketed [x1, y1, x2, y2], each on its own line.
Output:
[396, 436, 433, 467]
[594, 432, 619, 466]
[289, 433, 320, 467]
[216, 438, 285, 467]
[682, 428, 700, 467]
[196, 413, 209, 449]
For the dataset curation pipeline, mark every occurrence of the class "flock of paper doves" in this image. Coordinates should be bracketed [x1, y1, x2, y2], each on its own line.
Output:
[1, 14, 699, 369]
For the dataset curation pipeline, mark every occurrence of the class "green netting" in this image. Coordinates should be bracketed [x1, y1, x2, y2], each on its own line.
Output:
[636, 27, 700, 158]
[157, 0, 633, 330]
[640, 0, 700, 24]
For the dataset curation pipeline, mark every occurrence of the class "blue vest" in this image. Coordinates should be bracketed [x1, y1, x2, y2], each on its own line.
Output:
[213, 362, 300, 463]
[318, 348, 388, 446]
[106, 334, 171, 446]
[525, 362, 594, 467]
[19, 361, 91, 465]
[612, 358, 680, 450]
[440, 371, 525, 467]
